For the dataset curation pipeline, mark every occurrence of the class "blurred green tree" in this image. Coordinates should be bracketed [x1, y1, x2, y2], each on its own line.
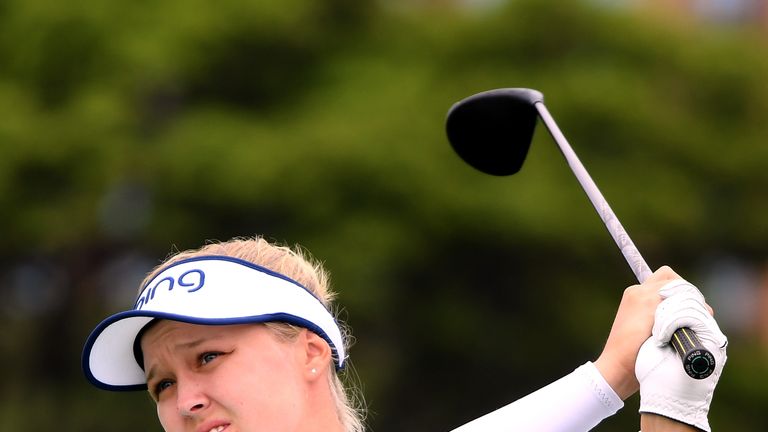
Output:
[1, 0, 766, 430]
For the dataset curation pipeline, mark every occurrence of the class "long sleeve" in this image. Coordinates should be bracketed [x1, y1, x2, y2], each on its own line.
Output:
[451, 362, 624, 432]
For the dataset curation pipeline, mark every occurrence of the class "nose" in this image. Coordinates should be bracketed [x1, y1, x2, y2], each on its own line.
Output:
[176, 378, 209, 418]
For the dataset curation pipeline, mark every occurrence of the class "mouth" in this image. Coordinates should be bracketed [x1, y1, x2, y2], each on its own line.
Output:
[207, 426, 227, 432]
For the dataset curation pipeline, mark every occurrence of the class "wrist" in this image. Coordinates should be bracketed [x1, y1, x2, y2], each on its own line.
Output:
[594, 355, 638, 400]
[641, 413, 701, 431]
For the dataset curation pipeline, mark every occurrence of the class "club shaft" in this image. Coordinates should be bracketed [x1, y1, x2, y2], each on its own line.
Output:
[533, 100, 714, 379]
[534, 102, 653, 283]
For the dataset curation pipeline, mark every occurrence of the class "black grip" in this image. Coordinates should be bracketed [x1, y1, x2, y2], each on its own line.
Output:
[669, 327, 715, 379]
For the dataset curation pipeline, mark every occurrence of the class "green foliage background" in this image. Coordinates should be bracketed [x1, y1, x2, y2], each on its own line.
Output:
[1, 0, 766, 430]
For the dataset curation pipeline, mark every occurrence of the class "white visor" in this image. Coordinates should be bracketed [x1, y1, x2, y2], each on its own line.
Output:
[82, 255, 346, 391]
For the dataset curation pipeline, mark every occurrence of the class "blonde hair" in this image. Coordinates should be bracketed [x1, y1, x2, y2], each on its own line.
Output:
[139, 236, 366, 432]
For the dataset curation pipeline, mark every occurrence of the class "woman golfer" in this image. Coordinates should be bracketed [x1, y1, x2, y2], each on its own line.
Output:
[82, 237, 726, 431]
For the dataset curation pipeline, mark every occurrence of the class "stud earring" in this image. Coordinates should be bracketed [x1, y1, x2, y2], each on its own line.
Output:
[311, 368, 317, 374]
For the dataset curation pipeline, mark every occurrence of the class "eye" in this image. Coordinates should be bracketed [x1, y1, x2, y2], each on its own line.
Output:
[152, 379, 174, 399]
[199, 351, 223, 365]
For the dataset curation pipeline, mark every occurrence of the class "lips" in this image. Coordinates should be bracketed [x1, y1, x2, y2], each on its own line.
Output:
[196, 422, 229, 432]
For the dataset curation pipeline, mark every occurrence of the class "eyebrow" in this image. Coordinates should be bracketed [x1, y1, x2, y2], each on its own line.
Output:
[144, 336, 219, 384]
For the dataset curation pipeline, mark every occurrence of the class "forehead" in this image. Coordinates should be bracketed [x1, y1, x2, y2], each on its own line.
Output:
[140, 321, 257, 352]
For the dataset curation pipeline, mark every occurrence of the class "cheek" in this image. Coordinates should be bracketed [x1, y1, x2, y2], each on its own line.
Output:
[229, 356, 306, 426]
[236, 361, 300, 403]
[156, 400, 179, 432]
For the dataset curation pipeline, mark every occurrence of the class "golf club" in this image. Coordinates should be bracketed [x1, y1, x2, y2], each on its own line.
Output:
[445, 88, 714, 380]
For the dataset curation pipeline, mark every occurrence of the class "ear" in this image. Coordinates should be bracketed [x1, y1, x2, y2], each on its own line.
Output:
[298, 329, 333, 382]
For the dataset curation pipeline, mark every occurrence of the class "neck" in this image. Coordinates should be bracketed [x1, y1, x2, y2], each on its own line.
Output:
[302, 375, 346, 432]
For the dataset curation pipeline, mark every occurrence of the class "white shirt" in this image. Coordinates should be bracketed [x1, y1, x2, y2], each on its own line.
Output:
[451, 362, 624, 432]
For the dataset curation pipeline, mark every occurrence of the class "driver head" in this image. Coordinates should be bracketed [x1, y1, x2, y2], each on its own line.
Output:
[446, 88, 543, 176]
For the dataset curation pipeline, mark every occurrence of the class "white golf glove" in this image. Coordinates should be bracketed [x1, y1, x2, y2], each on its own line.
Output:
[636, 279, 728, 432]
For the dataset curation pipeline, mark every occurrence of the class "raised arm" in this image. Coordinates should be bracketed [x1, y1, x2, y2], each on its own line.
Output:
[450, 267, 727, 432]
[451, 268, 671, 431]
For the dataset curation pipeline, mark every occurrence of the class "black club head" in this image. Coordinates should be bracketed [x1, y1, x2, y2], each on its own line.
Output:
[446, 88, 543, 176]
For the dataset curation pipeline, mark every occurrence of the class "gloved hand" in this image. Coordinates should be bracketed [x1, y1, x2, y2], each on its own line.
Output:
[636, 279, 727, 432]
